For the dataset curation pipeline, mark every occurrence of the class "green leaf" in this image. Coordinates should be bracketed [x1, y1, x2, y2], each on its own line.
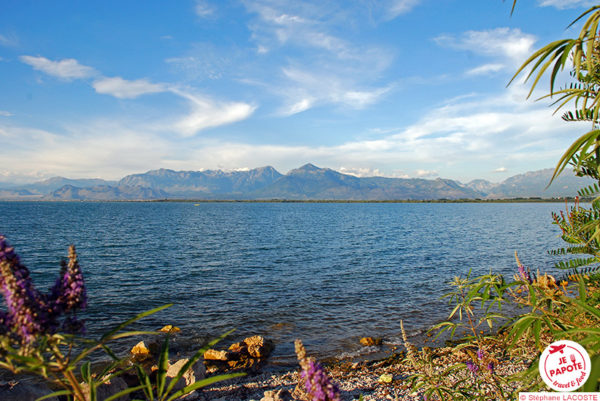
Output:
[157, 335, 170, 397]
[573, 298, 600, 320]
[136, 365, 154, 401]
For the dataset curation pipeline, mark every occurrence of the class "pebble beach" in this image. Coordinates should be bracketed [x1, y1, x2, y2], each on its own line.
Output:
[191, 339, 535, 401]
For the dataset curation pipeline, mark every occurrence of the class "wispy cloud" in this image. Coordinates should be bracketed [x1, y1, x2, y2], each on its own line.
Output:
[0, 111, 13, 117]
[242, 1, 394, 114]
[19, 54, 254, 134]
[279, 67, 391, 115]
[494, 167, 508, 173]
[435, 28, 536, 74]
[195, 0, 215, 17]
[93, 77, 166, 99]
[466, 63, 505, 76]
[171, 89, 256, 136]
[387, 0, 423, 18]
[537, 0, 596, 9]
[0, 33, 18, 47]
[20, 56, 97, 80]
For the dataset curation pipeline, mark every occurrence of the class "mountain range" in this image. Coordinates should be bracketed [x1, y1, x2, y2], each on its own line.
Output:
[0, 164, 593, 201]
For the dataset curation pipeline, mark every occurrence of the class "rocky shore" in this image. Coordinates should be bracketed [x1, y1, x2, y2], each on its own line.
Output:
[0, 332, 535, 401]
[192, 340, 532, 401]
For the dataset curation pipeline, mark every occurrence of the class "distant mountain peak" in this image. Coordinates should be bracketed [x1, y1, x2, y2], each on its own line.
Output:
[296, 163, 321, 171]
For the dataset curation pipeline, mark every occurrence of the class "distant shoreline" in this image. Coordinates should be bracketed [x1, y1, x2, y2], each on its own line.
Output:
[0, 197, 585, 203]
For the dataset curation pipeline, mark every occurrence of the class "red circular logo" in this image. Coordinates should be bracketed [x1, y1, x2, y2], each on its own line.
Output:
[539, 340, 591, 391]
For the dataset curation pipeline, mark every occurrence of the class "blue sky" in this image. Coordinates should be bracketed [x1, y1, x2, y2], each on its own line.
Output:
[0, 0, 596, 184]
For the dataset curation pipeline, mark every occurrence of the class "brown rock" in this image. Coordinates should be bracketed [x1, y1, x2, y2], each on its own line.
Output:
[159, 325, 181, 334]
[131, 341, 150, 356]
[228, 341, 248, 354]
[203, 349, 230, 361]
[243, 335, 274, 358]
[204, 336, 274, 373]
[227, 358, 257, 370]
[359, 337, 382, 347]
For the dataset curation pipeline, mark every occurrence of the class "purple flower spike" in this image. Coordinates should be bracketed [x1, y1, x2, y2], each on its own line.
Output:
[476, 349, 483, 359]
[515, 252, 533, 284]
[466, 361, 479, 375]
[487, 362, 494, 374]
[50, 245, 87, 313]
[301, 360, 340, 401]
[0, 235, 49, 343]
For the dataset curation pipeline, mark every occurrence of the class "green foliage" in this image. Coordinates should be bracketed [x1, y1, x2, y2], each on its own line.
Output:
[404, 268, 600, 399]
[402, 274, 512, 400]
[0, 301, 241, 401]
[0, 304, 170, 401]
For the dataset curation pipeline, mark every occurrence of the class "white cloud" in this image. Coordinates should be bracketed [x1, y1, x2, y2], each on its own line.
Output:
[279, 67, 391, 115]
[0, 82, 584, 183]
[20, 56, 97, 80]
[494, 167, 508, 173]
[93, 77, 166, 99]
[241, 1, 394, 113]
[387, 0, 422, 18]
[244, 1, 353, 59]
[435, 28, 537, 73]
[0, 111, 13, 117]
[537, 0, 596, 9]
[466, 63, 505, 76]
[0, 121, 179, 181]
[287, 98, 315, 115]
[415, 169, 439, 178]
[171, 89, 256, 136]
[338, 167, 395, 177]
[195, 0, 215, 17]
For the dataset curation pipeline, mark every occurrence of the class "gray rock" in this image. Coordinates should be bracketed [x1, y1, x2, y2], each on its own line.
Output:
[166, 358, 206, 396]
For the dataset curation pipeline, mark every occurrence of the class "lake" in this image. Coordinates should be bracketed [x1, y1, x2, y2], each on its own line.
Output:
[0, 201, 569, 366]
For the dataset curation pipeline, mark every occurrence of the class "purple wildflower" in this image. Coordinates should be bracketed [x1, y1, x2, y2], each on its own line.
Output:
[476, 349, 483, 359]
[301, 360, 340, 401]
[515, 252, 533, 284]
[0, 235, 50, 343]
[466, 361, 479, 375]
[487, 362, 494, 374]
[50, 245, 87, 313]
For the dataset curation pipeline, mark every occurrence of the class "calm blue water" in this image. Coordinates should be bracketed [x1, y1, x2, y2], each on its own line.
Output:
[0, 201, 568, 365]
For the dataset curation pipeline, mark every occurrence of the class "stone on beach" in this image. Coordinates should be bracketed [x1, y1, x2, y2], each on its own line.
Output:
[165, 358, 206, 396]
[243, 335, 274, 358]
[159, 324, 181, 334]
[359, 337, 382, 347]
[204, 335, 274, 373]
[204, 349, 230, 361]
[130, 340, 151, 361]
